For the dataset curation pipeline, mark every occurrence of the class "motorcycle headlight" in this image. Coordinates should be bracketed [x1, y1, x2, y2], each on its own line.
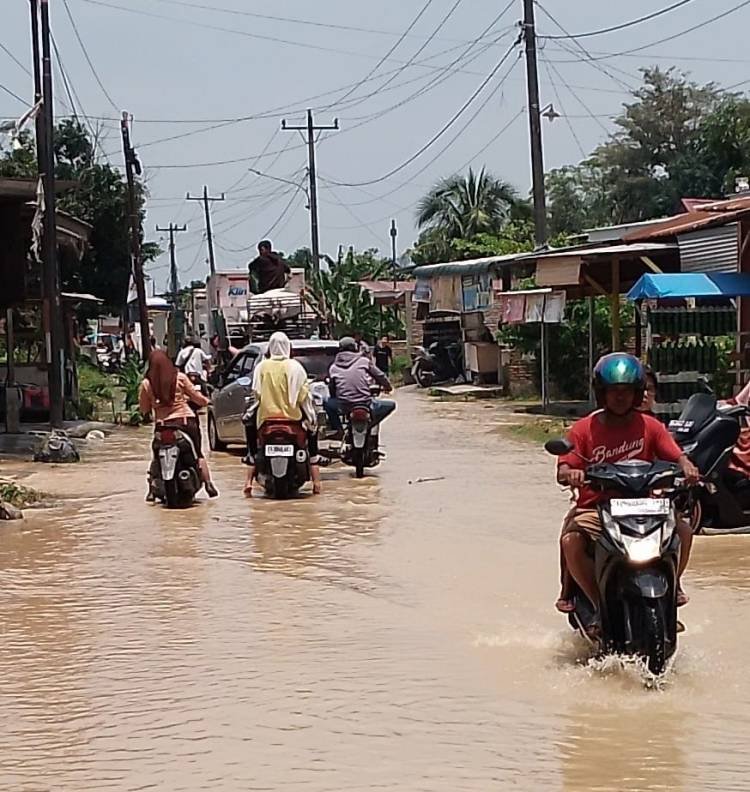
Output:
[622, 530, 662, 563]
[601, 509, 622, 545]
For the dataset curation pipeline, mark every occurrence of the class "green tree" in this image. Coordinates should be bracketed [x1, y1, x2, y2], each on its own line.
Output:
[305, 247, 403, 340]
[416, 167, 526, 240]
[0, 120, 159, 312]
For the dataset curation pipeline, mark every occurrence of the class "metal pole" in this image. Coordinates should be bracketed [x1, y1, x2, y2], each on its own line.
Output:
[187, 185, 224, 277]
[588, 295, 595, 406]
[120, 112, 151, 361]
[390, 219, 398, 290]
[306, 109, 321, 274]
[523, 0, 548, 248]
[40, 0, 64, 428]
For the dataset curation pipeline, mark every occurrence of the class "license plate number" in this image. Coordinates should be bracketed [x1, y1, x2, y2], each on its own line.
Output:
[610, 498, 670, 517]
[266, 444, 294, 457]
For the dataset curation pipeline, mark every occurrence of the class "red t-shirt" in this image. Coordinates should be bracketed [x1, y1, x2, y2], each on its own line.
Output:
[558, 411, 683, 508]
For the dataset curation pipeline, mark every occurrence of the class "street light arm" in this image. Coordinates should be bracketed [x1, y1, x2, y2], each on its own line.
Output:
[249, 168, 310, 203]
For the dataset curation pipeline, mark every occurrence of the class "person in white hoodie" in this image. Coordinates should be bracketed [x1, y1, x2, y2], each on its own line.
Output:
[324, 337, 395, 436]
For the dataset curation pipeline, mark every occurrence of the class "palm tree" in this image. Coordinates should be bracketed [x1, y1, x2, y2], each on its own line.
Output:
[416, 167, 524, 239]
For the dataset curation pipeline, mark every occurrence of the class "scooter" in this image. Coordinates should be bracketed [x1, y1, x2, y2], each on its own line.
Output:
[411, 340, 464, 388]
[669, 392, 750, 533]
[255, 419, 310, 499]
[546, 438, 682, 675]
[149, 425, 202, 509]
[340, 403, 383, 478]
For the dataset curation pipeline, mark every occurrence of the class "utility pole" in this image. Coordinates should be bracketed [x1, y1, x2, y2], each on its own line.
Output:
[281, 109, 338, 273]
[156, 223, 187, 355]
[390, 219, 398, 290]
[186, 185, 224, 276]
[121, 112, 151, 361]
[34, 0, 64, 427]
[523, 0, 548, 248]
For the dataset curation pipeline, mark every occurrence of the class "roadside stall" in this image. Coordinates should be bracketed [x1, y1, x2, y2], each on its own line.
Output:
[627, 272, 750, 422]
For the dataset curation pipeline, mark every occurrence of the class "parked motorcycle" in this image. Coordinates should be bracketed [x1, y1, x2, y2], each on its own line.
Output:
[411, 340, 464, 388]
[546, 438, 683, 675]
[255, 419, 310, 499]
[149, 425, 202, 509]
[670, 392, 750, 533]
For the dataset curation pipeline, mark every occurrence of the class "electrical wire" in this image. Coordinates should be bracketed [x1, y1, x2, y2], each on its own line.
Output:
[322, 184, 385, 245]
[62, 0, 120, 112]
[542, 57, 610, 136]
[544, 0, 750, 61]
[539, 0, 698, 40]
[0, 41, 32, 77]
[327, 0, 436, 108]
[535, 5, 637, 92]
[0, 82, 27, 106]
[542, 60, 586, 159]
[260, 180, 308, 240]
[149, 0, 458, 41]
[326, 34, 522, 188]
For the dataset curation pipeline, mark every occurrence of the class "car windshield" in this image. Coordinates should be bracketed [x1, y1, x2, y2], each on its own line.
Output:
[293, 349, 337, 381]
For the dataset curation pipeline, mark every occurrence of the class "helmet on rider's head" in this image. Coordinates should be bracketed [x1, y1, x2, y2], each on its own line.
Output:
[593, 352, 646, 408]
[339, 336, 357, 352]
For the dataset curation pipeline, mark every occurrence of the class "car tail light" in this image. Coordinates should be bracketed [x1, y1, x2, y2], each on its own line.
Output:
[158, 428, 177, 444]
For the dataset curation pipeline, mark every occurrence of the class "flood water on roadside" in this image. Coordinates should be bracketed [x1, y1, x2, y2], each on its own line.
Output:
[0, 389, 749, 791]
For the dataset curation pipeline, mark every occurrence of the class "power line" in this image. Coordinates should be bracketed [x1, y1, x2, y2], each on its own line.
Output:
[542, 61, 586, 159]
[61, 0, 120, 112]
[542, 57, 610, 135]
[0, 41, 32, 77]
[260, 179, 308, 240]
[326, 35, 522, 188]
[149, 0, 465, 41]
[0, 82, 27, 106]
[539, 0, 698, 40]
[327, 0, 436, 108]
[545, 0, 750, 61]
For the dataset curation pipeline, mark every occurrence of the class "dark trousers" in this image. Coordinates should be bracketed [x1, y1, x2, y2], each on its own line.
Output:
[323, 397, 396, 432]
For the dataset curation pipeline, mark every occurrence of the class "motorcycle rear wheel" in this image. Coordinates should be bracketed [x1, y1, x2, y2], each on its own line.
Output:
[164, 479, 193, 509]
[352, 448, 365, 478]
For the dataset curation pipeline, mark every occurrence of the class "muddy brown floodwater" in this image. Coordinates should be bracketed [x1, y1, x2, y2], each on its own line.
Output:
[1, 389, 749, 790]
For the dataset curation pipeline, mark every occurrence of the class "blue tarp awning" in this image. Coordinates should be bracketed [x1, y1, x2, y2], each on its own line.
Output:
[627, 272, 750, 300]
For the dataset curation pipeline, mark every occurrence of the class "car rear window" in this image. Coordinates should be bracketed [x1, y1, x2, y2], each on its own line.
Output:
[293, 349, 337, 380]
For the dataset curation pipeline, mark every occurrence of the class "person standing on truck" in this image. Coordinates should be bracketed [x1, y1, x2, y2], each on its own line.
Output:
[248, 240, 291, 294]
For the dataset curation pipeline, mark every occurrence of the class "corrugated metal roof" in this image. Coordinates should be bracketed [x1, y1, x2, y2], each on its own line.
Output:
[678, 224, 738, 274]
[624, 207, 750, 240]
[412, 252, 529, 277]
[533, 242, 676, 261]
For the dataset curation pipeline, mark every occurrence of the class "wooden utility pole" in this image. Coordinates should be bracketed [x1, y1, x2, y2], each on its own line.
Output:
[522, 0, 548, 249]
[36, 0, 64, 427]
[120, 112, 151, 361]
[156, 223, 188, 355]
[186, 185, 224, 276]
[281, 109, 338, 273]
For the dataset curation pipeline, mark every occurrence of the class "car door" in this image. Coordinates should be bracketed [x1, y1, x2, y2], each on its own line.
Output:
[223, 351, 258, 443]
[214, 353, 250, 442]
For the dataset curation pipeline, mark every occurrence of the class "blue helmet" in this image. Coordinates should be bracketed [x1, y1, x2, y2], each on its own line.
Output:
[593, 353, 646, 407]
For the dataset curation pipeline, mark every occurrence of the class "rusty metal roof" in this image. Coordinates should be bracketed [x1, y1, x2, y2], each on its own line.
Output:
[626, 195, 750, 241]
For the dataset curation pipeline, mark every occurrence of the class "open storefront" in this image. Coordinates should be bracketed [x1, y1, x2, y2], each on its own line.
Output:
[628, 272, 750, 422]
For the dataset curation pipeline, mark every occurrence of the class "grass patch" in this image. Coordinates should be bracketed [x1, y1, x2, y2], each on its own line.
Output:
[0, 481, 46, 508]
[502, 418, 570, 446]
[390, 353, 411, 387]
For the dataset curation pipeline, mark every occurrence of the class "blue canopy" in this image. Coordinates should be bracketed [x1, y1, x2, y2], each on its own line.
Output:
[627, 272, 750, 300]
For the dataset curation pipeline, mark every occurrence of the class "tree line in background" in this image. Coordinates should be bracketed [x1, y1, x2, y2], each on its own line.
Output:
[0, 120, 159, 313]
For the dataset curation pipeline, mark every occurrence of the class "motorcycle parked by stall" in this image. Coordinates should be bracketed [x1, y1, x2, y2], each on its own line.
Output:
[670, 391, 750, 533]
[546, 438, 685, 675]
[411, 340, 465, 388]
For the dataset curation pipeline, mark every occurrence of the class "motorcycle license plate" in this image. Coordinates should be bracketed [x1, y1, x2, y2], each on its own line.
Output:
[610, 498, 670, 517]
[265, 444, 294, 457]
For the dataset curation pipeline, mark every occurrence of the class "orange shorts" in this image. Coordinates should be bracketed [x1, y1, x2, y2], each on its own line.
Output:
[560, 508, 602, 541]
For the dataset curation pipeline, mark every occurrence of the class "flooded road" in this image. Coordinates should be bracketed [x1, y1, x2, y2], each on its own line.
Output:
[1, 388, 749, 790]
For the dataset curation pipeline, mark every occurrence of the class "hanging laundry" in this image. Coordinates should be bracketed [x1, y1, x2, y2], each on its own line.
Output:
[543, 291, 567, 323]
[507, 293, 526, 323]
[525, 293, 545, 323]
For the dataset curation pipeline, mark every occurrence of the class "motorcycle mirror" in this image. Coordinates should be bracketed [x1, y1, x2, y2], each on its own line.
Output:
[544, 438, 573, 456]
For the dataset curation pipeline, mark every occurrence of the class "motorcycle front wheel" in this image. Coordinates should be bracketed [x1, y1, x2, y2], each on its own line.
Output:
[414, 363, 433, 389]
[641, 599, 668, 675]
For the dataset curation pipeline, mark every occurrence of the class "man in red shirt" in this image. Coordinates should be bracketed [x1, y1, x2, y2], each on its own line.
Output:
[556, 353, 699, 615]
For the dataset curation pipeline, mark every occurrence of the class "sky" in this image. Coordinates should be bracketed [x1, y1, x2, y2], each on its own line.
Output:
[3, 0, 750, 291]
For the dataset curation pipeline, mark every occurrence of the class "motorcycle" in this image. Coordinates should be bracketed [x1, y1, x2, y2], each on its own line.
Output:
[149, 424, 202, 509]
[255, 419, 311, 499]
[411, 340, 464, 388]
[670, 391, 750, 533]
[546, 438, 683, 675]
[338, 385, 384, 478]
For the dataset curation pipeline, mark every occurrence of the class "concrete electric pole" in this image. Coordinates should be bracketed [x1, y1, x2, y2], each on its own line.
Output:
[281, 109, 338, 273]
[186, 186, 224, 277]
[156, 223, 188, 356]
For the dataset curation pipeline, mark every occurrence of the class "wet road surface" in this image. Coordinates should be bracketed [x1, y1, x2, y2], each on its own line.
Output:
[1, 389, 749, 790]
